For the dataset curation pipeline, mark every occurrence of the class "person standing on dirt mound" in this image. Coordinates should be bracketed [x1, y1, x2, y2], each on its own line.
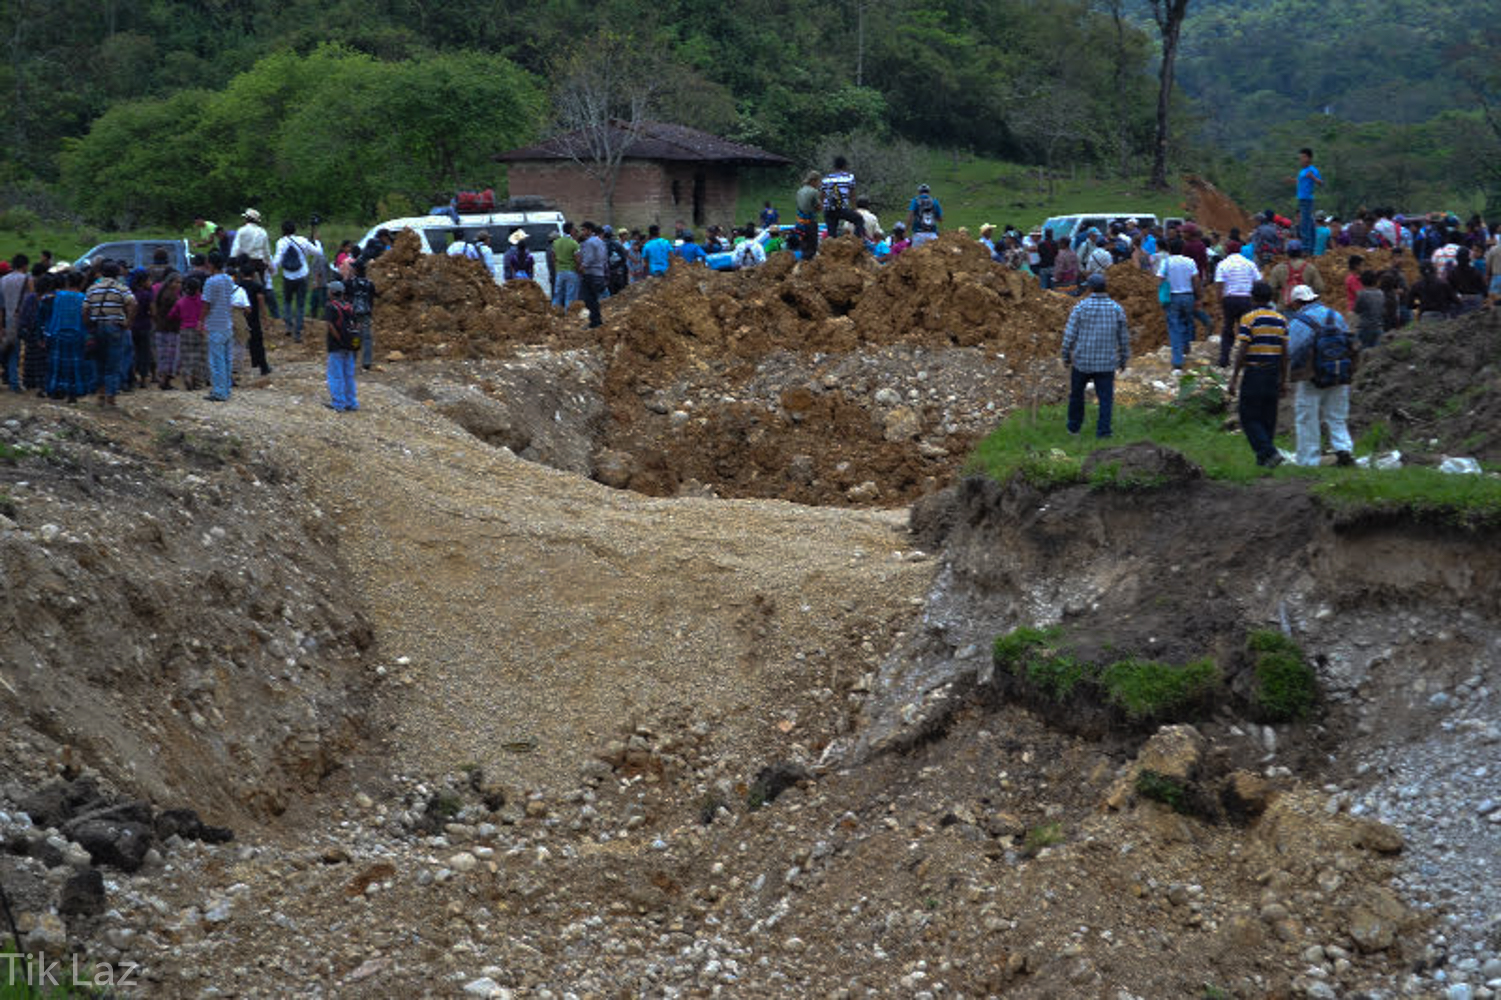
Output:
[821, 157, 866, 244]
[1213, 246, 1261, 367]
[1226, 281, 1290, 468]
[907, 184, 942, 247]
[794, 171, 823, 261]
[1288, 148, 1324, 249]
[1061, 273, 1131, 440]
[1156, 238, 1201, 371]
[551, 223, 581, 309]
[576, 222, 609, 330]
[1267, 241, 1323, 310]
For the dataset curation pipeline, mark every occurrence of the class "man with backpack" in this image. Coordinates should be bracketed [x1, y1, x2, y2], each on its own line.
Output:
[821, 156, 866, 243]
[907, 184, 942, 247]
[1267, 241, 1323, 310]
[731, 228, 766, 270]
[1286, 284, 1358, 467]
[271, 220, 317, 342]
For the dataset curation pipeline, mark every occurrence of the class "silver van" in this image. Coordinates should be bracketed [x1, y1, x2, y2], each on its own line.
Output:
[360, 210, 566, 293]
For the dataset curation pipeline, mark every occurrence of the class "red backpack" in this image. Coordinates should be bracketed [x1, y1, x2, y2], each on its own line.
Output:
[1280, 262, 1308, 306]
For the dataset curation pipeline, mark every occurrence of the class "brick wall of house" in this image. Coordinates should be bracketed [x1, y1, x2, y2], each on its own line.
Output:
[506, 159, 742, 232]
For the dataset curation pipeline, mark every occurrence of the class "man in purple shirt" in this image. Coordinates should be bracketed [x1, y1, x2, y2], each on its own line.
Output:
[576, 222, 609, 329]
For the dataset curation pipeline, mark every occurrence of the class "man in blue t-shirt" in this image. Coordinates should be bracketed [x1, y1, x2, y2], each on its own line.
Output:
[906, 184, 943, 246]
[1289, 147, 1324, 250]
[641, 224, 674, 276]
[675, 232, 708, 266]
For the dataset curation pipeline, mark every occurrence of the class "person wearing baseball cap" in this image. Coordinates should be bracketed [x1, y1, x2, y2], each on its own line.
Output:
[1267, 238, 1323, 308]
[1286, 283, 1358, 467]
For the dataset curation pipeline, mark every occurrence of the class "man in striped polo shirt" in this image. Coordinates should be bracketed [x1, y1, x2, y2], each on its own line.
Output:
[1213, 248, 1261, 367]
[82, 260, 136, 407]
[1226, 281, 1290, 468]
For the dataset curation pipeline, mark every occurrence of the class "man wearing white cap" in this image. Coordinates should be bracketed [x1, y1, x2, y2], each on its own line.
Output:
[231, 208, 278, 319]
[1286, 284, 1359, 467]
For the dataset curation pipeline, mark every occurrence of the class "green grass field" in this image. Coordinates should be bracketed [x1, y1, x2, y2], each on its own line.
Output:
[968, 397, 1501, 528]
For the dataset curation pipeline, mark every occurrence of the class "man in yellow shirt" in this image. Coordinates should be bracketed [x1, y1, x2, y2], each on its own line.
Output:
[1227, 281, 1291, 468]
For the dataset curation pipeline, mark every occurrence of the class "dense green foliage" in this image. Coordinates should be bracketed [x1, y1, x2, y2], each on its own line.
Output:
[1, 0, 1166, 226]
[1180, 3, 1501, 214]
[1, 1, 1492, 227]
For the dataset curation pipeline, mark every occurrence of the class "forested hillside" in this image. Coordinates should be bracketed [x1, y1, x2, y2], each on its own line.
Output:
[0, 0, 1496, 228]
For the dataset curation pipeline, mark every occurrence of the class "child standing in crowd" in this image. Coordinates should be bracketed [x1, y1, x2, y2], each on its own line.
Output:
[169, 274, 207, 391]
[323, 280, 359, 412]
[346, 260, 377, 371]
[128, 269, 154, 389]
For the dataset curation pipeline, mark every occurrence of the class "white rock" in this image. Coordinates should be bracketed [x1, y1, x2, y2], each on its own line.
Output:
[448, 852, 478, 873]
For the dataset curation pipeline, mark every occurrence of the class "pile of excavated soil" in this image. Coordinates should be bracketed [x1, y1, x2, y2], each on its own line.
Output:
[1104, 261, 1170, 352]
[367, 230, 561, 357]
[1352, 306, 1501, 460]
[1184, 175, 1255, 235]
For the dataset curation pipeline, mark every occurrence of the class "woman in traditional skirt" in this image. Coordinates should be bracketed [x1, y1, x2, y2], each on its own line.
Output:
[172, 274, 208, 392]
[45, 271, 94, 403]
[153, 272, 182, 389]
[127, 269, 153, 390]
[19, 267, 48, 394]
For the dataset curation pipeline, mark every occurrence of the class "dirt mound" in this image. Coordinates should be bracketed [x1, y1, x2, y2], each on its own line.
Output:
[1184, 175, 1255, 235]
[1104, 261, 1169, 352]
[368, 229, 562, 357]
[1352, 306, 1501, 460]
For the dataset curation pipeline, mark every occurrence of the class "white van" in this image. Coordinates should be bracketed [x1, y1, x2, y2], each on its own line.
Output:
[1038, 213, 1160, 248]
[360, 209, 566, 293]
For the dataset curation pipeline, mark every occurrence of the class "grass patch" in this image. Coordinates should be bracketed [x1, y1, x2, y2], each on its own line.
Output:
[969, 401, 1501, 527]
[1101, 657, 1221, 721]
[994, 627, 1222, 725]
[1135, 769, 1192, 814]
[1022, 821, 1065, 856]
[1246, 630, 1316, 722]
[1087, 460, 1170, 492]
[1312, 466, 1501, 528]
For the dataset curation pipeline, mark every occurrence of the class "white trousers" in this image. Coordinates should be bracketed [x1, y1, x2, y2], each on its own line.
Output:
[1294, 382, 1352, 466]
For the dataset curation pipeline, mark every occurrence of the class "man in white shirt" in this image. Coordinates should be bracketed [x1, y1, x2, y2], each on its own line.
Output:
[445, 230, 498, 279]
[1156, 237, 1202, 370]
[271, 219, 316, 342]
[230, 208, 278, 319]
[1213, 251, 1261, 367]
[1083, 235, 1113, 277]
[731, 228, 767, 269]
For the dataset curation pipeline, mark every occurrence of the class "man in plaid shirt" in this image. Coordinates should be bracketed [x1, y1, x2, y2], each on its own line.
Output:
[1061, 272, 1131, 438]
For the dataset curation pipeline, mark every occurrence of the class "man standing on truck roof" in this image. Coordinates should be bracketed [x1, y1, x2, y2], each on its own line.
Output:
[821, 156, 866, 244]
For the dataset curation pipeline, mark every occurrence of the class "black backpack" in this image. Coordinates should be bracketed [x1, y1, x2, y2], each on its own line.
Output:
[914, 194, 938, 233]
[280, 239, 302, 272]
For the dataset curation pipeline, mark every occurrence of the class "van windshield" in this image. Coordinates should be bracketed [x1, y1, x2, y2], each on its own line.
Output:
[428, 223, 560, 255]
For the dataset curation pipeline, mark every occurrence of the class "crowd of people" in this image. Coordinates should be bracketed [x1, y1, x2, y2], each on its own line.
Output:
[0, 207, 384, 412]
[1057, 148, 1499, 474]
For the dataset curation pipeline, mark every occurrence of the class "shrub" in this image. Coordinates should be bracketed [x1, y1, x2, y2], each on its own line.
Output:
[1135, 769, 1190, 813]
[1246, 630, 1316, 722]
[1102, 657, 1221, 721]
[993, 626, 1088, 699]
[1023, 821, 1064, 856]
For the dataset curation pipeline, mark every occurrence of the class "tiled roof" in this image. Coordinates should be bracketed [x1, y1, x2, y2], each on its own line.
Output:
[496, 120, 790, 165]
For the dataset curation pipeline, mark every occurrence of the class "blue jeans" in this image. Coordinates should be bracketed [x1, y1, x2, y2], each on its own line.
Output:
[1298, 199, 1315, 248]
[1036, 266, 1054, 290]
[1, 339, 17, 390]
[1067, 368, 1116, 438]
[552, 270, 580, 309]
[95, 323, 126, 397]
[1166, 292, 1196, 367]
[207, 327, 233, 399]
[326, 350, 358, 410]
[283, 277, 308, 340]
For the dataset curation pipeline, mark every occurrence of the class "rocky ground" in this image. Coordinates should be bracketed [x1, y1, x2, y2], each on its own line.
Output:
[1, 245, 1499, 998]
